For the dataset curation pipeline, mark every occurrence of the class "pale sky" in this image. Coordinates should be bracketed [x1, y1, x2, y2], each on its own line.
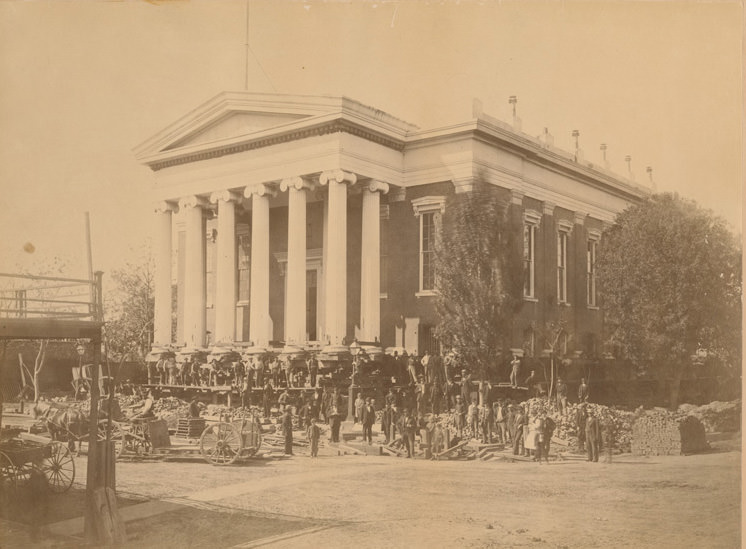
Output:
[0, 0, 742, 284]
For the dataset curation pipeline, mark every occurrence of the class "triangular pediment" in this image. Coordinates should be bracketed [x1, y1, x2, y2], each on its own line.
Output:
[164, 111, 307, 151]
[134, 91, 419, 167]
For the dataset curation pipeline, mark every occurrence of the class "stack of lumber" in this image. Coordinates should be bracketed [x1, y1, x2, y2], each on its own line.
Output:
[631, 411, 707, 456]
[174, 418, 205, 438]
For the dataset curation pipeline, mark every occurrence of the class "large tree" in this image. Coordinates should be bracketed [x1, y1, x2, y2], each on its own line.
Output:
[597, 193, 741, 408]
[104, 251, 155, 365]
[434, 181, 524, 378]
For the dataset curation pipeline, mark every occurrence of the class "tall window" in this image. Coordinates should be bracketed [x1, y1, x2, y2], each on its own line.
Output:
[420, 212, 436, 291]
[523, 223, 536, 297]
[557, 230, 568, 303]
[412, 196, 445, 295]
[586, 238, 597, 306]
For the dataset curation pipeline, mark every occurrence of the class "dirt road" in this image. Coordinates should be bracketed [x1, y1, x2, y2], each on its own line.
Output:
[99, 436, 741, 549]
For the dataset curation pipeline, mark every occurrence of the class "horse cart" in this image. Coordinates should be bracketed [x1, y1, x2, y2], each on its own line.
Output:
[0, 428, 76, 494]
[198, 410, 263, 465]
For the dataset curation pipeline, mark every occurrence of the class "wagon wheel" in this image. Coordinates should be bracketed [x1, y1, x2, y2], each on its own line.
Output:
[97, 421, 125, 459]
[40, 442, 75, 493]
[125, 423, 152, 456]
[200, 422, 241, 465]
[240, 420, 263, 458]
[0, 451, 18, 492]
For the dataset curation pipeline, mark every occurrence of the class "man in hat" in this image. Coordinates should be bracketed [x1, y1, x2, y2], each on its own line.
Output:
[585, 410, 601, 462]
[578, 377, 590, 403]
[188, 396, 201, 418]
[361, 397, 376, 445]
[576, 403, 588, 452]
[556, 377, 568, 415]
[282, 406, 294, 456]
[307, 416, 321, 458]
[262, 380, 274, 418]
[401, 408, 417, 458]
[460, 369, 473, 403]
[407, 355, 418, 385]
[468, 397, 480, 440]
[493, 399, 509, 445]
[510, 354, 520, 388]
[510, 404, 525, 455]
[453, 395, 466, 438]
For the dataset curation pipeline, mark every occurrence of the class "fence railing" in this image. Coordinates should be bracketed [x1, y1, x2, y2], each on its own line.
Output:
[0, 271, 103, 322]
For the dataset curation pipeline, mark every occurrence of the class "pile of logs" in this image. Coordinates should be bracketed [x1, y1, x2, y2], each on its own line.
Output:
[631, 411, 708, 456]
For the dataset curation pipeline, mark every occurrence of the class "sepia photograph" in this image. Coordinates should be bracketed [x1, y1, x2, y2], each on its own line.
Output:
[0, 1, 742, 547]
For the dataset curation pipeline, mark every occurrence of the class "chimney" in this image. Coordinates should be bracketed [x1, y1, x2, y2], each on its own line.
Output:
[646, 166, 657, 191]
[600, 143, 610, 169]
[572, 130, 584, 162]
[625, 155, 635, 181]
[509, 96, 522, 131]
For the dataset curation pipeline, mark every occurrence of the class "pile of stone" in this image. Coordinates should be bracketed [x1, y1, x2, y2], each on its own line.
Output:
[677, 400, 741, 433]
[631, 410, 708, 456]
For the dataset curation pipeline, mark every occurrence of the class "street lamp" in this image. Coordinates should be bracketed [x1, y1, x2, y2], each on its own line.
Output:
[347, 340, 361, 420]
[75, 343, 86, 399]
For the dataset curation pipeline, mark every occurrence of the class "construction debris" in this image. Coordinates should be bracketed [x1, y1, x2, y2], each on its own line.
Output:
[631, 411, 708, 456]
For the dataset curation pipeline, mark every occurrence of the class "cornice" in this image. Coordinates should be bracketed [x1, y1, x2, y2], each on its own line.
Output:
[146, 119, 406, 172]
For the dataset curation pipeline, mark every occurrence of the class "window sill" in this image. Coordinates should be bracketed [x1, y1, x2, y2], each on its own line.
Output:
[587, 305, 599, 310]
[559, 302, 571, 307]
[380, 293, 388, 300]
[523, 296, 539, 303]
[415, 290, 437, 298]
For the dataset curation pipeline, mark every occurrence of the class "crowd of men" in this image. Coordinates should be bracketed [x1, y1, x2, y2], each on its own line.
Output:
[263, 349, 610, 463]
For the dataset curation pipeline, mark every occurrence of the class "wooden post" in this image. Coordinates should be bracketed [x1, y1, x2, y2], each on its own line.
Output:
[84, 335, 102, 541]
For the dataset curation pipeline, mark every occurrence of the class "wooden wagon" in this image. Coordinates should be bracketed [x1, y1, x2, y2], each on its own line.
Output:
[0, 428, 75, 494]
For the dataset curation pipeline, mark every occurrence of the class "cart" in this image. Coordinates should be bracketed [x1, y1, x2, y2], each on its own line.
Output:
[0, 428, 76, 494]
[199, 410, 263, 466]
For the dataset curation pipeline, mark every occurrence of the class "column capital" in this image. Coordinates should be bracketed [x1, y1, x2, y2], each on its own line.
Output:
[279, 176, 313, 192]
[574, 211, 588, 225]
[154, 201, 179, 214]
[510, 189, 525, 205]
[244, 183, 277, 198]
[319, 170, 357, 186]
[542, 201, 556, 216]
[209, 190, 242, 205]
[365, 180, 389, 194]
[179, 195, 209, 210]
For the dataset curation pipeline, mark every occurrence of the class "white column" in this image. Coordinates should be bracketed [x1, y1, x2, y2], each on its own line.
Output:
[210, 190, 240, 344]
[319, 196, 328, 342]
[244, 184, 275, 347]
[179, 195, 208, 347]
[154, 201, 177, 346]
[280, 177, 310, 343]
[319, 170, 356, 346]
[360, 181, 389, 342]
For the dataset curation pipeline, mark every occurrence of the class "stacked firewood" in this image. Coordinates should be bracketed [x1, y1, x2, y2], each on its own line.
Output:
[631, 411, 708, 456]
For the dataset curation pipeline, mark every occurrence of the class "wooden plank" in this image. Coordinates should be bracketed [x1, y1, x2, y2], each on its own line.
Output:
[434, 440, 470, 459]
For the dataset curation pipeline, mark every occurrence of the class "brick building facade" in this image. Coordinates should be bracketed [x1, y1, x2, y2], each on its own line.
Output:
[135, 92, 648, 360]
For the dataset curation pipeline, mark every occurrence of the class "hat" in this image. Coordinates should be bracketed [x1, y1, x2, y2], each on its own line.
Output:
[462, 369, 467, 374]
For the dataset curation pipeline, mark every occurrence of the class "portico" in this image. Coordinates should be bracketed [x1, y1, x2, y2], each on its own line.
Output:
[136, 91, 646, 357]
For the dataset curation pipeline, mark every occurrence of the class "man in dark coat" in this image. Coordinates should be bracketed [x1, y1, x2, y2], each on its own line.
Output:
[282, 407, 294, 456]
[361, 397, 376, 444]
[578, 378, 589, 403]
[262, 380, 274, 418]
[511, 405, 525, 456]
[401, 409, 417, 458]
[576, 403, 588, 451]
[381, 403, 394, 444]
[586, 411, 601, 462]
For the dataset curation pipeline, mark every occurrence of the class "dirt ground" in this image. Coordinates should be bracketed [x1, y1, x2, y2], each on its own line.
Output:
[0, 430, 734, 549]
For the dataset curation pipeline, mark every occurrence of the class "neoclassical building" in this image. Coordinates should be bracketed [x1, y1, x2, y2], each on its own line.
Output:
[135, 92, 648, 358]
